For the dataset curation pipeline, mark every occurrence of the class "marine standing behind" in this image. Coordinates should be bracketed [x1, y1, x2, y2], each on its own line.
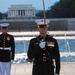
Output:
[27, 19, 60, 75]
[0, 23, 15, 75]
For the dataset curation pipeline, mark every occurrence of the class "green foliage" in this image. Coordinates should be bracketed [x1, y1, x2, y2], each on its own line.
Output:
[0, 12, 3, 19]
[36, 11, 44, 18]
[0, 12, 8, 19]
[2, 13, 8, 19]
[36, 0, 75, 18]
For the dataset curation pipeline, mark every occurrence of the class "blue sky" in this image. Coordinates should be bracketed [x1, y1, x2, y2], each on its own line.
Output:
[0, 0, 59, 13]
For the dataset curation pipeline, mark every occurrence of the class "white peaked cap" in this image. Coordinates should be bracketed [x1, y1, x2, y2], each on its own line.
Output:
[35, 19, 50, 25]
[0, 23, 9, 28]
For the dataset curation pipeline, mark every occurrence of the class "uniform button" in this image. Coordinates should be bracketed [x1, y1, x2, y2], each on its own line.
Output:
[43, 54, 45, 55]
[4, 39, 5, 41]
[43, 48, 45, 51]
[4, 42, 5, 44]
[3, 44, 5, 46]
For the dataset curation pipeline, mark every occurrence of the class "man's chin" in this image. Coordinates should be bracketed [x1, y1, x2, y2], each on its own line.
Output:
[40, 33, 46, 35]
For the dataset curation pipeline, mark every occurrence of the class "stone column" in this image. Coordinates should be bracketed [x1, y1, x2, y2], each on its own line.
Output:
[18, 10, 20, 16]
[25, 9, 27, 17]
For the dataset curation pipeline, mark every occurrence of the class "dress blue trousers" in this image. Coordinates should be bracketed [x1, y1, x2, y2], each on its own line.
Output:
[0, 62, 11, 75]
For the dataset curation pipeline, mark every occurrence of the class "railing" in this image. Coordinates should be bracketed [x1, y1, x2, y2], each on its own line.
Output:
[13, 36, 75, 63]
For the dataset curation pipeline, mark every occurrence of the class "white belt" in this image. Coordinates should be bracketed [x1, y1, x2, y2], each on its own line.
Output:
[0, 47, 11, 50]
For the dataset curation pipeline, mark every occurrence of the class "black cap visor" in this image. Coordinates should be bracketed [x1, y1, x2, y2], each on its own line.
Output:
[2, 27, 7, 29]
[38, 25, 48, 28]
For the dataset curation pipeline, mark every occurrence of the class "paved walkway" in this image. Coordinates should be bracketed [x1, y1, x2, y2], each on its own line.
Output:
[11, 62, 75, 75]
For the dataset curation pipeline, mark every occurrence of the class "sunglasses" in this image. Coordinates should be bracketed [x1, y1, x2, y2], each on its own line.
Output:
[38, 25, 48, 28]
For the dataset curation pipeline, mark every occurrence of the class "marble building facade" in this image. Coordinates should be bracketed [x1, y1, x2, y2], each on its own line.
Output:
[8, 5, 36, 19]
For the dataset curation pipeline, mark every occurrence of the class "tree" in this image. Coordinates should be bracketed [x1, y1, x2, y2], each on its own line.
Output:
[46, 0, 75, 18]
[36, 0, 75, 18]
[2, 12, 8, 19]
[0, 12, 3, 19]
[36, 10, 44, 18]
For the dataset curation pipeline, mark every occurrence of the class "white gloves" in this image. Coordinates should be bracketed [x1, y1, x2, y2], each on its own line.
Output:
[39, 41, 46, 48]
[55, 74, 58, 75]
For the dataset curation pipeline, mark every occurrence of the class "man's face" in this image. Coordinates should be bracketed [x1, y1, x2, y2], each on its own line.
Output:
[38, 25, 48, 35]
[1, 27, 8, 34]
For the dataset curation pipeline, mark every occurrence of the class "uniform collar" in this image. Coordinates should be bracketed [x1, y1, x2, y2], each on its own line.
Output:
[39, 34, 48, 38]
[38, 35, 48, 40]
[2, 33, 7, 35]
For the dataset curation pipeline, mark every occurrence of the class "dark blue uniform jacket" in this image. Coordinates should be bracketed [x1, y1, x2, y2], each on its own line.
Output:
[27, 35, 60, 75]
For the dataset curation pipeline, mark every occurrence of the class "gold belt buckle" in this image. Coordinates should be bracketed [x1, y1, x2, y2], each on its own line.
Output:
[3, 47, 5, 50]
[43, 56, 46, 61]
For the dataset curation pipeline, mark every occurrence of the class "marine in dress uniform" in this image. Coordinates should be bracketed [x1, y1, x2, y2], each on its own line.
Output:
[0, 23, 15, 75]
[27, 19, 60, 75]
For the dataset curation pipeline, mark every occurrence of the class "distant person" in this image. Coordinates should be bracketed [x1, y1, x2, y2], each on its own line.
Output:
[0, 23, 15, 75]
[27, 19, 60, 75]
